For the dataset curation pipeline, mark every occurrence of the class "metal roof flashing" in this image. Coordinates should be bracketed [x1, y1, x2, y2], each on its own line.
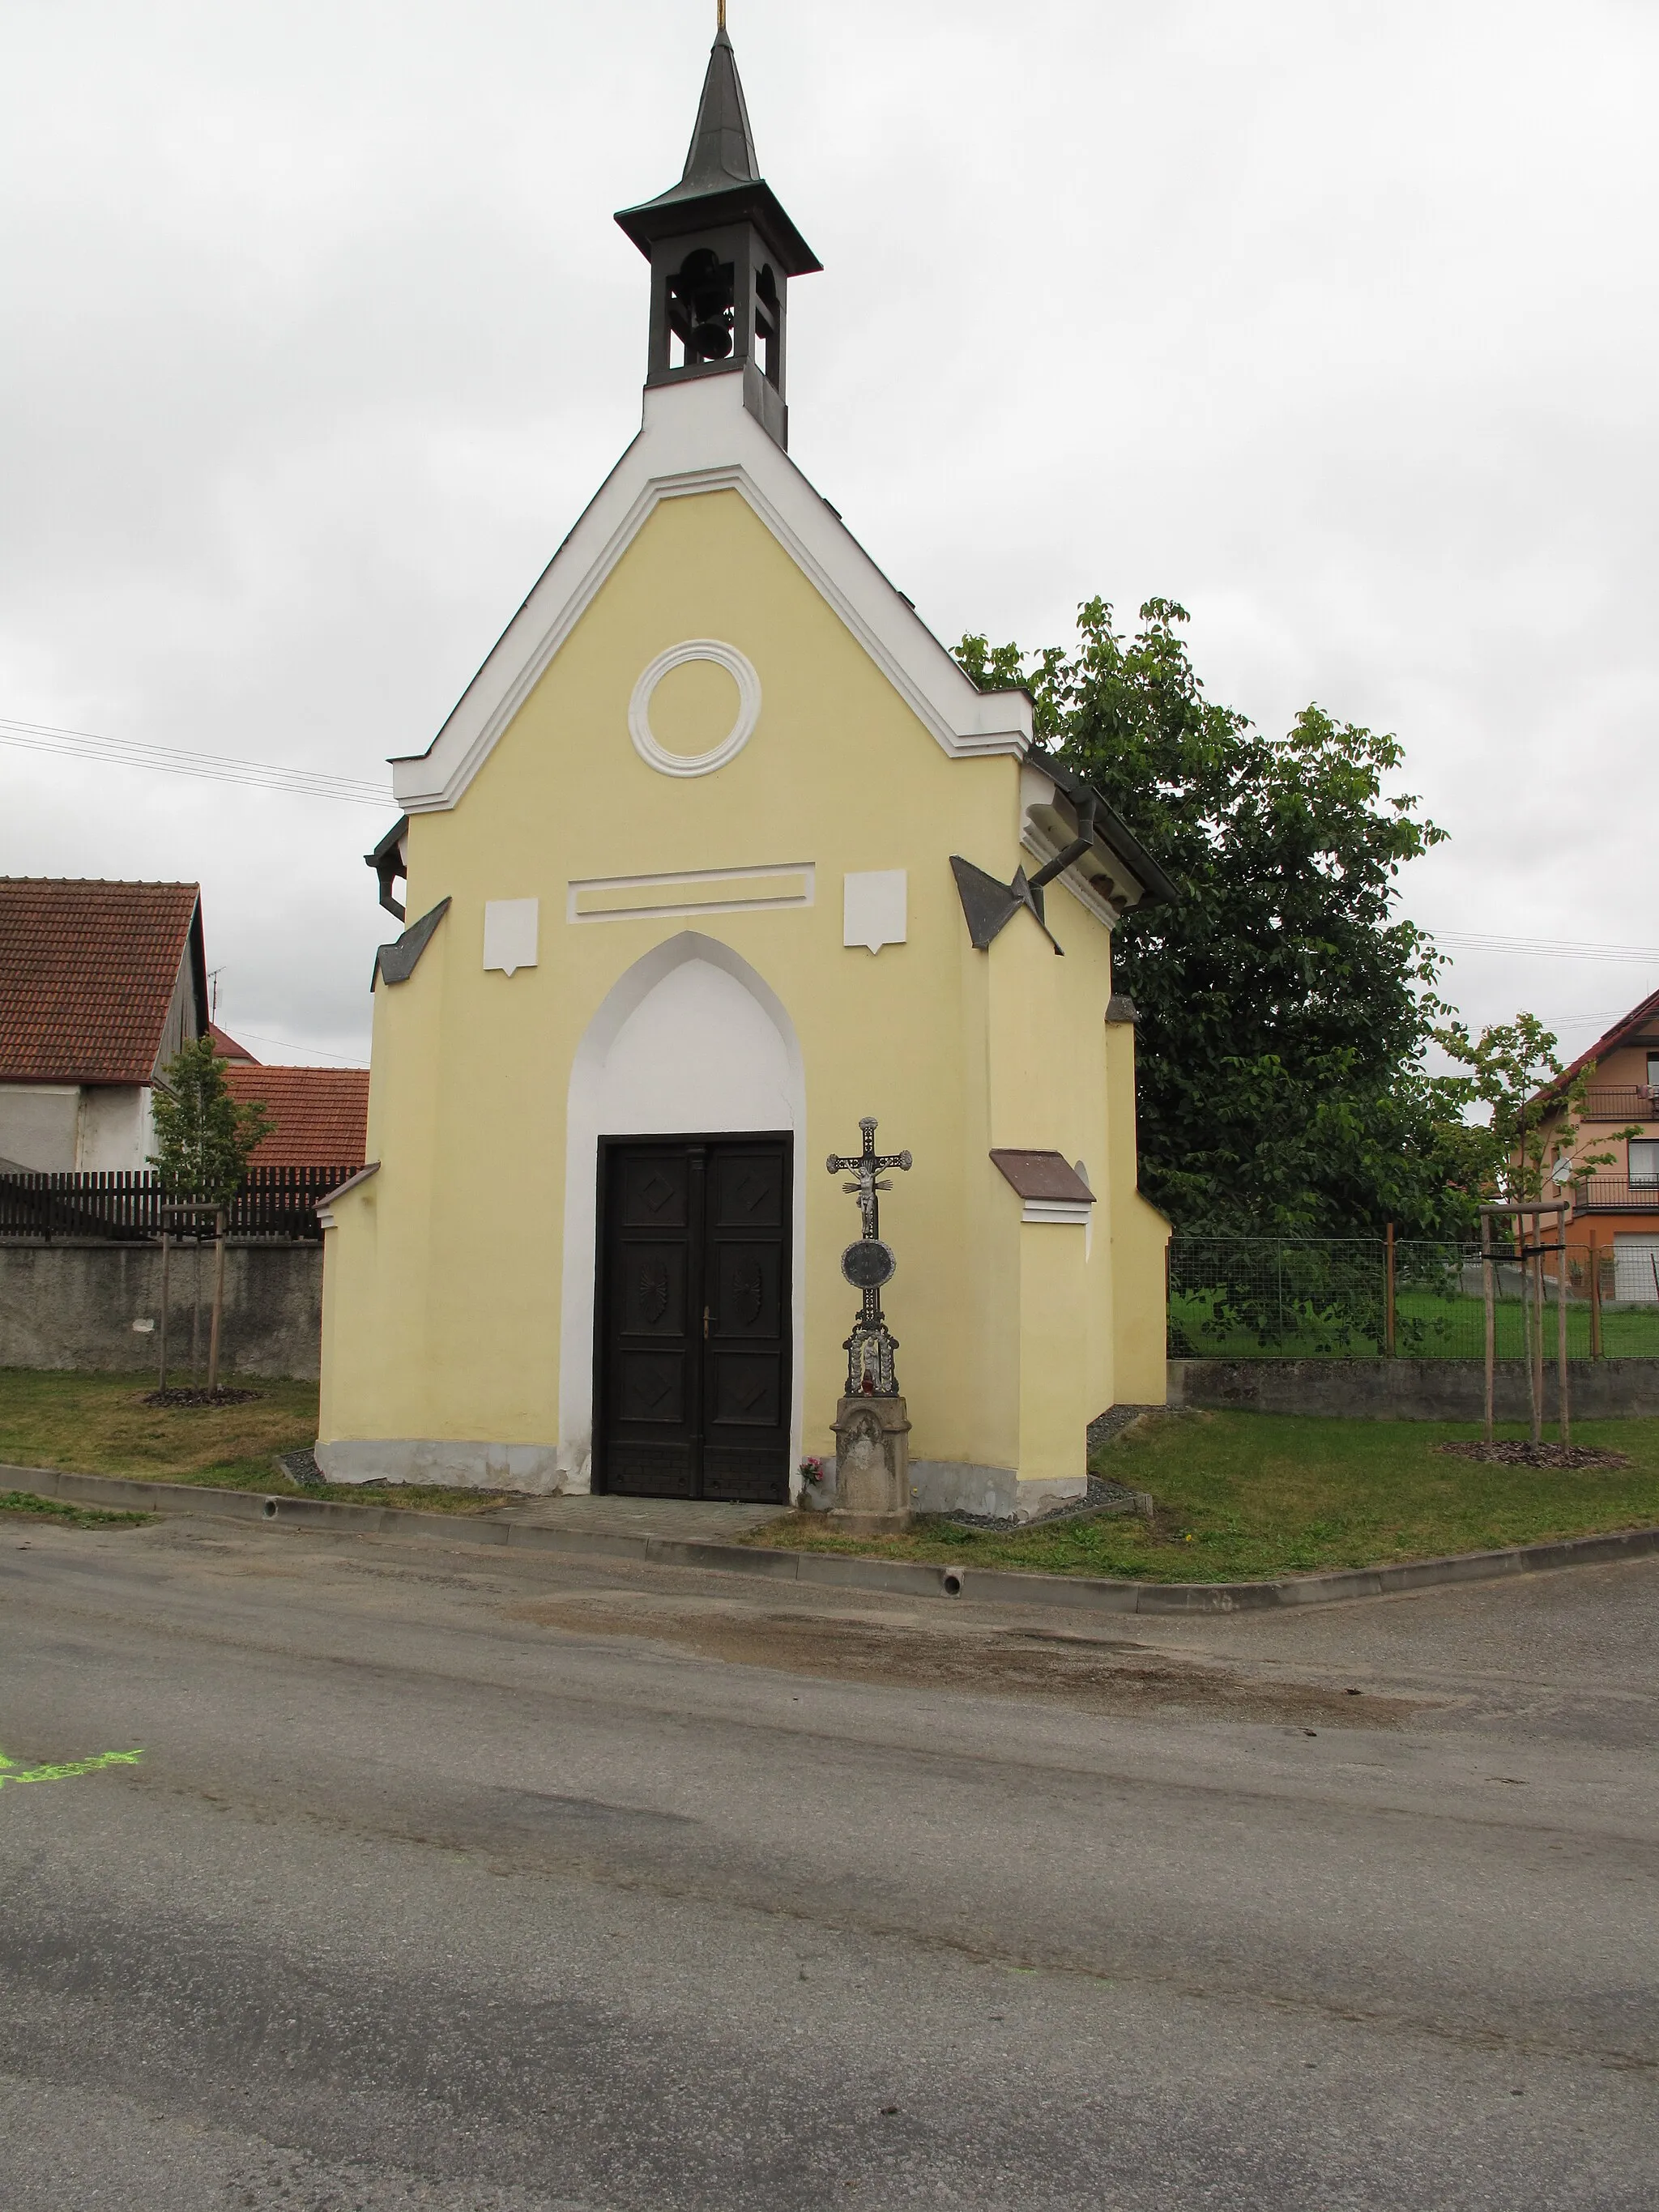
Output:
[989, 1150, 1097, 1205]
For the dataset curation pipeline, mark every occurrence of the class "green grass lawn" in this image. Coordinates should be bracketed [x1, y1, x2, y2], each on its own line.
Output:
[0, 1490, 152, 1528]
[751, 1410, 1659, 1583]
[9, 1370, 1658, 1582]
[0, 1370, 510, 1515]
[1170, 1288, 1659, 1362]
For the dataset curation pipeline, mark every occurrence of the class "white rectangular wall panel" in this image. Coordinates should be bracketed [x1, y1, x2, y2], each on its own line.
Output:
[484, 899, 539, 976]
[843, 870, 907, 954]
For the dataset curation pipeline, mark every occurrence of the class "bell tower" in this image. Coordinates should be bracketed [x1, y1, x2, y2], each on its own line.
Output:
[614, 15, 820, 450]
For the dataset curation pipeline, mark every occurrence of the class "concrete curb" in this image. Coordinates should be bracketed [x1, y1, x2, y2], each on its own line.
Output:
[6, 1461, 1659, 1614]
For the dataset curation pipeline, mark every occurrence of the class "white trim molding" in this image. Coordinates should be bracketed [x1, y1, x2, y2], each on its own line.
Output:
[391, 373, 1031, 815]
[627, 639, 761, 778]
[567, 861, 815, 926]
[1021, 1199, 1094, 1227]
[558, 932, 807, 1496]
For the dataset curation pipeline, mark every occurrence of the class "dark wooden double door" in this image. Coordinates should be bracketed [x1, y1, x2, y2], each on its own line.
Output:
[595, 1136, 792, 1504]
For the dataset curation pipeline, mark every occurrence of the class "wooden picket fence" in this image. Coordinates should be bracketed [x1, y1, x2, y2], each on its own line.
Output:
[0, 1166, 358, 1243]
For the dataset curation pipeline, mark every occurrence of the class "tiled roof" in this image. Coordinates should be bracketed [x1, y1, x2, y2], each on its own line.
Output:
[0, 878, 203, 1085]
[1533, 984, 1659, 1110]
[210, 1022, 258, 1062]
[224, 1064, 369, 1168]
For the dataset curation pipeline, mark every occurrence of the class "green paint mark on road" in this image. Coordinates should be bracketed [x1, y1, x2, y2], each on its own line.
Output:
[0, 1745, 144, 1791]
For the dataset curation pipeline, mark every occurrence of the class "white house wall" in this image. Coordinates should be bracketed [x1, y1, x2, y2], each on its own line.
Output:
[75, 1085, 151, 1172]
[0, 1085, 80, 1170]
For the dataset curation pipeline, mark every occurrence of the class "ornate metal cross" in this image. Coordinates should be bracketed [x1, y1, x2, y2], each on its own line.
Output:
[827, 1116, 911, 1396]
[827, 1116, 912, 1242]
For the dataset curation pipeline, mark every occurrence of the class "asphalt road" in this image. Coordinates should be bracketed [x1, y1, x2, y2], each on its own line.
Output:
[1, 1511, 1655, 2210]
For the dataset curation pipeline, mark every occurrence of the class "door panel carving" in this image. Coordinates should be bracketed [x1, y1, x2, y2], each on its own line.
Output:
[621, 1246, 687, 1334]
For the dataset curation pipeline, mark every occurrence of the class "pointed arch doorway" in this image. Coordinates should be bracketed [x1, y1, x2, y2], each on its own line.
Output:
[561, 932, 806, 1502]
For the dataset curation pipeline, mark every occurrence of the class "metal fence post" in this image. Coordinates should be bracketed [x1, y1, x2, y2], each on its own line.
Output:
[1384, 1223, 1397, 1357]
[1589, 1242, 1602, 1360]
[1556, 1213, 1571, 1449]
[1482, 1211, 1495, 1441]
[1539, 1212, 1557, 1451]
[157, 1230, 170, 1395]
[207, 1208, 227, 1397]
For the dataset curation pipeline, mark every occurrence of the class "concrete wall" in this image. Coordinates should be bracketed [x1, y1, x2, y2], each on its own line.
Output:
[0, 1241, 322, 1380]
[1169, 1356, 1659, 1421]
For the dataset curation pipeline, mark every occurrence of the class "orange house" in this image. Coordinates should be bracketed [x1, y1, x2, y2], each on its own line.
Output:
[1531, 986, 1659, 1301]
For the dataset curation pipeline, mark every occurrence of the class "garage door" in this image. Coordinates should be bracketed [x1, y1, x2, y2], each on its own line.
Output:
[1613, 1235, 1659, 1303]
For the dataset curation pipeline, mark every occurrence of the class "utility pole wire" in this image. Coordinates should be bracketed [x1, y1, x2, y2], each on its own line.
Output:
[0, 715, 394, 808]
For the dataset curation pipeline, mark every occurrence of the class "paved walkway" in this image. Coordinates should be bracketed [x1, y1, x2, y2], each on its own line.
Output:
[485, 1493, 786, 1541]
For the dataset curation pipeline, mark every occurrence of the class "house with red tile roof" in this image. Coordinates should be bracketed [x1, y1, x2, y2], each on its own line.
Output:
[222, 1059, 369, 1169]
[1529, 984, 1659, 1300]
[208, 1021, 257, 1062]
[0, 878, 207, 1171]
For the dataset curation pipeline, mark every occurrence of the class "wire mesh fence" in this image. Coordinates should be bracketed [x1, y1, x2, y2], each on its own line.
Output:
[1167, 1237, 1659, 1361]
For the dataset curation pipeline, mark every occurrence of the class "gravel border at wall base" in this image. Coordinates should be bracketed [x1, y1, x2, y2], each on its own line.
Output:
[6, 1461, 1659, 1614]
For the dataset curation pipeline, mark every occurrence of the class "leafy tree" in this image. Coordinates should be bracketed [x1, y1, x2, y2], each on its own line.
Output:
[1433, 1013, 1630, 1203]
[150, 1036, 273, 1205]
[958, 598, 1476, 1238]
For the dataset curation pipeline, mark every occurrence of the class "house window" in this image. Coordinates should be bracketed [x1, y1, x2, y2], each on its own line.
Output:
[1631, 1140, 1659, 1186]
[1647, 1053, 1659, 1094]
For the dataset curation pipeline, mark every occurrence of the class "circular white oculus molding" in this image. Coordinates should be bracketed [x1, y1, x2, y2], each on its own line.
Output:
[628, 640, 761, 779]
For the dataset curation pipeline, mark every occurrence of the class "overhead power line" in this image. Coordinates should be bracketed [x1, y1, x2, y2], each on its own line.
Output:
[231, 1029, 371, 1069]
[1427, 929, 1659, 966]
[0, 716, 395, 809]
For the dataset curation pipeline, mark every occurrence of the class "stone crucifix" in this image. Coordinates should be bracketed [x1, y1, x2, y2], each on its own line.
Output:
[825, 1116, 915, 1523]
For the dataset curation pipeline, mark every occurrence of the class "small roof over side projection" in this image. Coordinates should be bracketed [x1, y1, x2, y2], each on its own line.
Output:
[990, 1151, 1096, 1204]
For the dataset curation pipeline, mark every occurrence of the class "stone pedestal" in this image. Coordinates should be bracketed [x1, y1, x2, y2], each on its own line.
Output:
[827, 1394, 912, 1534]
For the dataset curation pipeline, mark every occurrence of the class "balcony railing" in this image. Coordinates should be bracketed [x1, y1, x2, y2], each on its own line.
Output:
[1573, 1178, 1659, 1213]
[1580, 1088, 1659, 1123]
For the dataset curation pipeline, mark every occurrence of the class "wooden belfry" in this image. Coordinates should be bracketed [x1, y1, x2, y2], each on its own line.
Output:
[1480, 1200, 1571, 1447]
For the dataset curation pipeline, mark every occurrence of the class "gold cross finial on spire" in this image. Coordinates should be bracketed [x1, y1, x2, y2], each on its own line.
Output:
[717, 0, 727, 28]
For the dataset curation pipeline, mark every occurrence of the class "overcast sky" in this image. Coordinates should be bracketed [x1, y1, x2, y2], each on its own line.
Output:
[3, 0, 1655, 1068]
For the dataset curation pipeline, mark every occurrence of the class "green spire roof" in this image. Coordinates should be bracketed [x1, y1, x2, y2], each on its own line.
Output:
[616, 29, 820, 277]
[680, 28, 761, 194]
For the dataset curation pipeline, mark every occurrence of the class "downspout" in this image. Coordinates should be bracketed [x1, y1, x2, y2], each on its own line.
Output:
[1026, 791, 1098, 922]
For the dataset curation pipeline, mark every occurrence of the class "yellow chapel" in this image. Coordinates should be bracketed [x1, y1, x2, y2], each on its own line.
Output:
[317, 23, 1172, 1519]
